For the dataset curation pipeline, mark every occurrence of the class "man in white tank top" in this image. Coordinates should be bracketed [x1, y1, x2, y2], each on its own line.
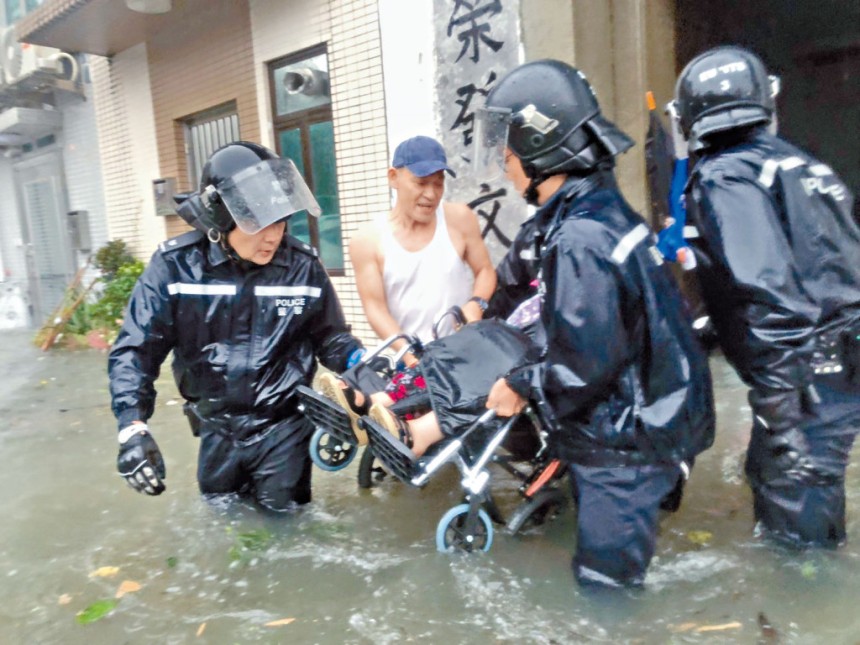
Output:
[350, 136, 496, 362]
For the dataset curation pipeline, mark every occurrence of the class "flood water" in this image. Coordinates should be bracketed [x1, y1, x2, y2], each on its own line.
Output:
[1, 328, 858, 644]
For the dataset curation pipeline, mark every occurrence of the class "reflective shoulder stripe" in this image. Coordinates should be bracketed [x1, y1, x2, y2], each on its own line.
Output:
[611, 223, 651, 264]
[167, 283, 237, 296]
[254, 286, 322, 298]
[758, 156, 806, 188]
[683, 225, 699, 239]
[809, 164, 833, 177]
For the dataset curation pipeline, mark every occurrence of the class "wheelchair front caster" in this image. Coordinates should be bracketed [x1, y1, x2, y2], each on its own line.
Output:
[435, 503, 494, 553]
[309, 427, 357, 471]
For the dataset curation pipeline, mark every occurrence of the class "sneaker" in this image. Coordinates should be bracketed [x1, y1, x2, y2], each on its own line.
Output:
[319, 372, 367, 445]
[369, 402, 413, 449]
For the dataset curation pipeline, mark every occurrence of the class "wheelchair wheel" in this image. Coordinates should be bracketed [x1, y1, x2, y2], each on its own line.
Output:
[309, 427, 357, 471]
[357, 446, 388, 488]
[435, 504, 494, 553]
[506, 488, 566, 536]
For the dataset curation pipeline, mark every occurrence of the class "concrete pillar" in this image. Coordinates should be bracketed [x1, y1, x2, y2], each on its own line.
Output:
[521, 0, 575, 65]
[522, 0, 678, 219]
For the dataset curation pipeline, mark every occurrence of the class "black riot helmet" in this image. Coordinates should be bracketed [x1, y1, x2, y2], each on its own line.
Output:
[176, 141, 321, 239]
[473, 59, 633, 201]
[674, 46, 778, 151]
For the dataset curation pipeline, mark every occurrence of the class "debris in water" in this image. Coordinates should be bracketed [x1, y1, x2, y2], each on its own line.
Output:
[686, 530, 713, 546]
[75, 599, 119, 625]
[695, 621, 742, 633]
[115, 580, 141, 598]
[196, 622, 207, 637]
[89, 566, 120, 578]
[265, 618, 296, 627]
[758, 611, 780, 644]
[58, 594, 73, 605]
[668, 622, 697, 633]
[229, 527, 274, 562]
[800, 560, 817, 579]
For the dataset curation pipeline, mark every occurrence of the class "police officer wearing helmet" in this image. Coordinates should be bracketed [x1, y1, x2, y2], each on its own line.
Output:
[673, 46, 860, 548]
[478, 60, 716, 588]
[109, 141, 364, 512]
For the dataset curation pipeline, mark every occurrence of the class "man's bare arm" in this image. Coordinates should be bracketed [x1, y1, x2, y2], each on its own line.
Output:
[447, 203, 497, 322]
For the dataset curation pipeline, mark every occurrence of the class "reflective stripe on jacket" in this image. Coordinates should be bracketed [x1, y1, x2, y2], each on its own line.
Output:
[108, 231, 360, 439]
[508, 172, 715, 467]
[685, 129, 860, 392]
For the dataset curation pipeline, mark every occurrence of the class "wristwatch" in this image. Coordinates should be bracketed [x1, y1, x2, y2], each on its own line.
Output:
[469, 296, 489, 312]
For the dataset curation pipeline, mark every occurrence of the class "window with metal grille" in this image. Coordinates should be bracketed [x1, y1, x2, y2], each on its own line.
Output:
[184, 103, 240, 188]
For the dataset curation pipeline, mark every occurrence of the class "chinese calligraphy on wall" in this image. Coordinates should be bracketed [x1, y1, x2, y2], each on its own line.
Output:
[434, 0, 525, 264]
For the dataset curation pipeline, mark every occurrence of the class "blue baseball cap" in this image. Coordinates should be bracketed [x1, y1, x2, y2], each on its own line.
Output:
[391, 136, 456, 178]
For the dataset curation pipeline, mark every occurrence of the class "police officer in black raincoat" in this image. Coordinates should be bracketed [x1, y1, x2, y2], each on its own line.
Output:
[475, 60, 716, 588]
[485, 213, 539, 321]
[673, 46, 860, 547]
[108, 142, 363, 512]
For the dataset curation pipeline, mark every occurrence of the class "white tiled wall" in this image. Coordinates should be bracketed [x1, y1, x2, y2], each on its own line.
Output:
[250, 0, 391, 347]
[89, 44, 163, 261]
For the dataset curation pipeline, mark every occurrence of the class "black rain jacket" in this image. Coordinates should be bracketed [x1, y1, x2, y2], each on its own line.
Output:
[485, 214, 540, 320]
[685, 129, 860, 394]
[109, 231, 360, 439]
[507, 172, 715, 467]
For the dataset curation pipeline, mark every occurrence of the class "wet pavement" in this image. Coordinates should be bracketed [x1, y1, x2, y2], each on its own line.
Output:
[0, 328, 859, 644]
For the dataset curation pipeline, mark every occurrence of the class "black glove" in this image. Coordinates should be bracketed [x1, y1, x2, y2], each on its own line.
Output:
[749, 389, 836, 487]
[117, 424, 166, 495]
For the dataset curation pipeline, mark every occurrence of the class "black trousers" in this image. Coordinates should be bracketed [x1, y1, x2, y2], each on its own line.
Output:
[568, 462, 681, 588]
[196, 414, 313, 512]
[745, 373, 860, 547]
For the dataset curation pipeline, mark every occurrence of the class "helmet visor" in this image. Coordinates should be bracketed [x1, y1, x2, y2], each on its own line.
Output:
[217, 158, 322, 234]
[472, 106, 512, 183]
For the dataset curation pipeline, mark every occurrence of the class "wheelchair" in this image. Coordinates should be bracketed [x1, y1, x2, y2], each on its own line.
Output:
[296, 326, 567, 553]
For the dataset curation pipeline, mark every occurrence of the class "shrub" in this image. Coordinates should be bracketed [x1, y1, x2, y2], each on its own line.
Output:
[35, 239, 145, 350]
[89, 260, 145, 331]
[93, 239, 135, 281]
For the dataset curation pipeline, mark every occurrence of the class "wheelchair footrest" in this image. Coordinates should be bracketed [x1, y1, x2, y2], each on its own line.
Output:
[360, 416, 421, 485]
[296, 385, 360, 446]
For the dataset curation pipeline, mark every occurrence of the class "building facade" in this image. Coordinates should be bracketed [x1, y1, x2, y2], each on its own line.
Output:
[5, 0, 855, 340]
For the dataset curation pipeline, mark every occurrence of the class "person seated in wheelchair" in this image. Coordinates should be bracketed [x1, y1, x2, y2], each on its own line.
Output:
[319, 294, 543, 457]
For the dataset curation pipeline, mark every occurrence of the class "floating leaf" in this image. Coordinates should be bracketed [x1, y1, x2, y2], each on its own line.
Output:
[76, 599, 119, 625]
[686, 530, 713, 546]
[89, 566, 120, 578]
[58, 594, 73, 606]
[196, 622, 207, 637]
[236, 529, 273, 551]
[227, 528, 274, 564]
[695, 621, 742, 633]
[166, 557, 178, 569]
[265, 618, 296, 627]
[115, 580, 141, 598]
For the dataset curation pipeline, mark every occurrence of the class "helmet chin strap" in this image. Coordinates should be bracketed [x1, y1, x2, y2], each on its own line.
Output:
[523, 165, 551, 206]
[212, 226, 258, 270]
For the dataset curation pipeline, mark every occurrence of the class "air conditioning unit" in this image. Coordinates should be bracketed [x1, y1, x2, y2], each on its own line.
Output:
[0, 26, 78, 85]
[0, 106, 62, 139]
